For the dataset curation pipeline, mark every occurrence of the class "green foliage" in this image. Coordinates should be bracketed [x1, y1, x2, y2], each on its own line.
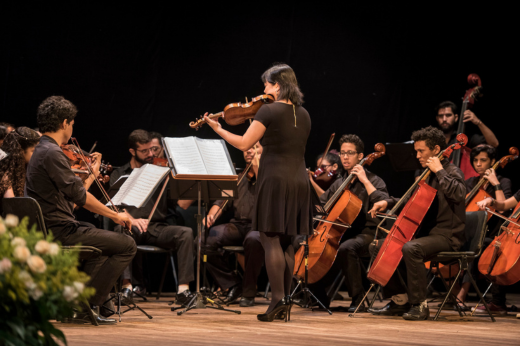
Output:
[0, 216, 94, 346]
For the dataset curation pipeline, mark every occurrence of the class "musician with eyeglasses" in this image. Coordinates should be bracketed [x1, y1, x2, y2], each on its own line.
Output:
[311, 134, 389, 311]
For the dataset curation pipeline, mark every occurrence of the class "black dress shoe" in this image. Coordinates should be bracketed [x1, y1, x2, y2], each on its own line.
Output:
[121, 288, 134, 305]
[239, 296, 255, 307]
[403, 304, 430, 320]
[347, 295, 367, 313]
[176, 290, 195, 307]
[133, 285, 147, 297]
[63, 306, 117, 325]
[225, 285, 242, 304]
[368, 301, 411, 316]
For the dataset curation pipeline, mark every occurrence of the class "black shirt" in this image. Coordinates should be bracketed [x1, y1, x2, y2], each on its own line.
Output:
[385, 160, 466, 251]
[465, 175, 512, 200]
[319, 168, 390, 235]
[25, 135, 87, 234]
[214, 172, 256, 223]
[110, 162, 169, 236]
[513, 190, 520, 203]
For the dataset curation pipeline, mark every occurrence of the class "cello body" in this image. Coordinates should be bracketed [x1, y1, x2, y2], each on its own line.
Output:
[466, 188, 494, 220]
[368, 181, 437, 286]
[294, 190, 362, 283]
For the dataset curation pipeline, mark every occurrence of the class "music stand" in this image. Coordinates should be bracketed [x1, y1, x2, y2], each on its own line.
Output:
[169, 175, 241, 315]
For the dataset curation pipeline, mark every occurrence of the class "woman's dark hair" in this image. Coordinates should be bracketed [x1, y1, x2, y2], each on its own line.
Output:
[128, 129, 151, 150]
[470, 144, 496, 169]
[339, 134, 364, 154]
[411, 126, 447, 151]
[0, 126, 7, 141]
[261, 64, 304, 106]
[317, 150, 344, 176]
[0, 127, 40, 197]
[37, 96, 78, 133]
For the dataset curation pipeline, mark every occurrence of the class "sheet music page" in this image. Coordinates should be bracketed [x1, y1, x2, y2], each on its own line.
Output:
[196, 138, 235, 175]
[163, 137, 207, 174]
[109, 164, 170, 207]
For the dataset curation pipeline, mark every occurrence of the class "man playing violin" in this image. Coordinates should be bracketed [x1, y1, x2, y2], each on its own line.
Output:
[150, 131, 166, 159]
[368, 126, 466, 320]
[314, 134, 390, 311]
[455, 144, 512, 311]
[25, 96, 136, 325]
[203, 143, 265, 307]
[110, 129, 195, 306]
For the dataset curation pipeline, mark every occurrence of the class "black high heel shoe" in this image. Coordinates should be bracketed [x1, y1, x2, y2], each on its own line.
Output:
[275, 295, 293, 321]
[257, 297, 290, 322]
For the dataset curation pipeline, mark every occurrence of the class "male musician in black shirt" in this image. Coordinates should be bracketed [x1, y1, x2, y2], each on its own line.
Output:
[314, 134, 390, 312]
[25, 96, 136, 325]
[202, 143, 264, 307]
[368, 126, 466, 320]
[110, 129, 195, 305]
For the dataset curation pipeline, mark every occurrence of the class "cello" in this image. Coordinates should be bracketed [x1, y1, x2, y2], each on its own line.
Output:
[293, 144, 386, 283]
[478, 202, 520, 286]
[367, 134, 467, 287]
[465, 147, 519, 219]
[451, 74, 483, 179]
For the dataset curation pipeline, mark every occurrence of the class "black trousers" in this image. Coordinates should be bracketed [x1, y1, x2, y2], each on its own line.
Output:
[375, 235, 452, 305]
[336, 233, 374, 300]
[117, 223, 195, 285]
[202, 221, 265, 298]
[53, 224, 137, 306]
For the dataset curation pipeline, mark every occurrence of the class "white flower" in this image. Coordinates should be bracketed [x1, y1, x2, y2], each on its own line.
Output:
[73, 281, 85, 293]
[27, 255, 47, 274]
[18, 270, 35, 289]
[63, 285, 78, 302]
[0, 222, 6, 235]
[13, 246, 31, 262]
[5, 214, 19, 228]
[48, 243, 60, 256]
[11, 237, 26, 247]
[29, 287, 44, 300]
[0, 257, 12, 274]
[34, 240, 51, 255]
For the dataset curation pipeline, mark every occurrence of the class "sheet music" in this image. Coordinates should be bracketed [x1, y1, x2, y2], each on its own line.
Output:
[163, 137, 207, 174]
[109, 164, 170, 208]
[196, 138, 235, 175]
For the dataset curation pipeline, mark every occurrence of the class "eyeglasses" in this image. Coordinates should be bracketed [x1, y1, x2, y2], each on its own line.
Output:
[136, 146, 160, 154]
[340, 150, 358, 157]
[320, 164, 332, 170]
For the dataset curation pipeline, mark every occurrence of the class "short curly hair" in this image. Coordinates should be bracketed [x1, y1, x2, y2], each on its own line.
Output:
[339, 134, 364, 154]
[37, 96, 77, 133]
[411, 126, 447, 151]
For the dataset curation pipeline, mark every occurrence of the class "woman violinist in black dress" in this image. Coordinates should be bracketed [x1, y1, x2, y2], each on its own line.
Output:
[203, 64, 313, 322]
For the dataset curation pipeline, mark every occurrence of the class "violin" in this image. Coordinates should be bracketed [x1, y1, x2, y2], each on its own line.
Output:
[61, 144, 112, 183]
[309, 134, 338, 191]
[465, 147, 519, 219]
[478, 202, 520, 286]
[152, 157, 169, 167]
[367, 134, 467, 287]
[189, 94, 275, 130]
[451, 74, 483, 179]
[293, 143, 386, 283]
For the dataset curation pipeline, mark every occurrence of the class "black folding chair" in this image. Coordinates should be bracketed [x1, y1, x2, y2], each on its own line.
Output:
[137, 245, 178, 299]
[2, 197, 102, 325]
[428, 211, 495, 322]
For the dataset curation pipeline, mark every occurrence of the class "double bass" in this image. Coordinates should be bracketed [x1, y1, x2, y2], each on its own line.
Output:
[367, 134, 467, 287]
[478, 202, 520, 286]
[293, 144, 386, 283]
[451, 74, 483, 179]
[465, 147, 519, 219]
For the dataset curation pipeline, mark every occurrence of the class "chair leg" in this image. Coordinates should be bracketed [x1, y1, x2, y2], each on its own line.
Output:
[170, 252, 178, 293]
[368, 285, 382, 309]
[326, 272, 343, 299]
[434, 261, 463, 320]
[330, 276, 345, 303]
[467, 275, 496, 322]
[157, 254, 169, 300]
[471, 282, 493, 315]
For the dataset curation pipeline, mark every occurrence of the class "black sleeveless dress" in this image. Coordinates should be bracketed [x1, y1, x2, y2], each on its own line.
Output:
[252, 102, 313, 235]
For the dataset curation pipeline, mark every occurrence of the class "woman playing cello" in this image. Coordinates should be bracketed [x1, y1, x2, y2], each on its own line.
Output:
[202, 63, 312, 322]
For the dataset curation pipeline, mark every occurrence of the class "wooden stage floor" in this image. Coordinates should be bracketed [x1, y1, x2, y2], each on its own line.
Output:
[58, 293, 520, 346]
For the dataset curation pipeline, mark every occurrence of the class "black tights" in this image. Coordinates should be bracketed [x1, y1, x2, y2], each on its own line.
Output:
[259, 232, 294, 313]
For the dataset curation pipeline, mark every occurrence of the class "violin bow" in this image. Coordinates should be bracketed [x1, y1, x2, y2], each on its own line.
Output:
[317, 133, 335, 168]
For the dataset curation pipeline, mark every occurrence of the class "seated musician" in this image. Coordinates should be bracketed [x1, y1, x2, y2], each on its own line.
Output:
[309, 150, 343, 196]
[25, 96, 136, 325]
[203, 143, 265, 307]
[315, 134, 389, 311]
[110, 129, 195, 306]
[455, 144, 512, 311]
[368, 126, 466, 320]
[475, 190, 520, 316]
